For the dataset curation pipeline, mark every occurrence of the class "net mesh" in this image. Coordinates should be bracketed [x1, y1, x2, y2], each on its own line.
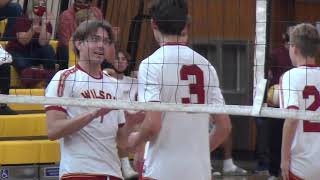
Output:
[1, 0, 320, 122]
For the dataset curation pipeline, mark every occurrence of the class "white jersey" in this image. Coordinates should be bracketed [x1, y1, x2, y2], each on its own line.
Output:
[279, 65, 320, 180]
[113, 76, 138, 101]
[45, 64, 125, 179]
[138, 44, 224, 180]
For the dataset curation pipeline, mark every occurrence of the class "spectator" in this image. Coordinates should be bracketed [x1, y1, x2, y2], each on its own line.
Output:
[0, 0, 22, 115]
[254, 117, 270, 175]
[109, 49, 139, 179]
[266, 26, 294, 180]
[0, 0, 22, 40]
[57, 0, 102, 70]
[5, 0, 56, 88]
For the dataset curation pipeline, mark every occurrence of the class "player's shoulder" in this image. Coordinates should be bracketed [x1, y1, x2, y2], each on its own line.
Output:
[52, 66, 78, 80]
[281, 67, 307, 83]
[283, 67, 302, 76]
[122, 75, 137, 81]
[103, 72, 117, 82]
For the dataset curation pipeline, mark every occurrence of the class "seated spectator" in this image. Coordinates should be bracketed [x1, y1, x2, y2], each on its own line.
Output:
[5, 0, 56, 88]
[0, 0, 22, 40]
[57, 0, 102, 70]
[0, 0, 22, 115]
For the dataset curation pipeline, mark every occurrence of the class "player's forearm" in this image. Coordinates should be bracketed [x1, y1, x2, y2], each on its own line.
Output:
[46, 111, 97, 140]
[129, 111, 161, 150]
[209, 125, 231, 151]
[138, 111, 161, 142]
[209, 114, 231, 151]
[117, 122, 136, 149]
[281, 118, 298, 162]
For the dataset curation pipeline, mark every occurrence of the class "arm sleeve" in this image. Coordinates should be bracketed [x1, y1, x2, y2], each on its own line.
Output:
[45, 70, 72, 112]
[138, 60, 161, 102]
[207, 66, 225, 105]
[57, 12, 72, 46]
[279, 71, 299, 109]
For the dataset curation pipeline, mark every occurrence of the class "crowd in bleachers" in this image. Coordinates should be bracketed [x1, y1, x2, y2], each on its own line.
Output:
[0, 0, 107, 115]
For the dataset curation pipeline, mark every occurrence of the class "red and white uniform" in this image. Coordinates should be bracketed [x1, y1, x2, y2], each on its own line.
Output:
[279, 65, 320, 180]
[45, 64, 125, 179]
[138, 44, 225, 180]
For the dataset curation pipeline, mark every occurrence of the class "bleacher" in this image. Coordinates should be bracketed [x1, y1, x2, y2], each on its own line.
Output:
[0, 18, 74, 179]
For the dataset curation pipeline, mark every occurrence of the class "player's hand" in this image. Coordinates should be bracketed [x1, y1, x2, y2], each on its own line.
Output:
[91, 108, 114, 119]
[124, 110, 145, 127]
[281, 157, 290, 180]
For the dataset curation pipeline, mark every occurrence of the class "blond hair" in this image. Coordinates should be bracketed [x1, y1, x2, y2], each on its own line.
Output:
[290, 23, 320, 58]
[75, 9, 96, 26]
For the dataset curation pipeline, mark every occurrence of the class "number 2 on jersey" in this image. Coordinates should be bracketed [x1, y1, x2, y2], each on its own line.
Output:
[180, 65, 205, 104]
[303, 86, 320, 132]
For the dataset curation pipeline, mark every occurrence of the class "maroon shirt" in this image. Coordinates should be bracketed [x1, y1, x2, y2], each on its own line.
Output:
[268, 45, 294, 86]
[5, 14, 52, 53]
[57, 5, 103, 47]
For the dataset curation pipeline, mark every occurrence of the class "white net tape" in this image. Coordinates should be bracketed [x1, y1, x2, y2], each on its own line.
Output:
[252, 0, 267, 115]
[1, 95, 320, 121]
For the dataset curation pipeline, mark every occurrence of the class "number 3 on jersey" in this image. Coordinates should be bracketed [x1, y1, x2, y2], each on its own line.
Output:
[303, 86, 320, 132]
[180, 65, 205, 104]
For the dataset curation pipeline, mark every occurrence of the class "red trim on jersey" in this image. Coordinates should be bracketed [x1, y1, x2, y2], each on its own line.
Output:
[58, 67, 78, 97]
[160, 42, 187, 46]
[289, 171, 303, 180]
[45, 106, 67, 113]
[76, 64, 103, 79]
[287, 105, 299, 110]
[299, 64, 320, 68]
[61, 173, 121, 180]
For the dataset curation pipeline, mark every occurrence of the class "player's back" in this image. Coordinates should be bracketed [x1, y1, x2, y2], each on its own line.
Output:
[139, 45, 223, 180]
[280, 65, 320, 179]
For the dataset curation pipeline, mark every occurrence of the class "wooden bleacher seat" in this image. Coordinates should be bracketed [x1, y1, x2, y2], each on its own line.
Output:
[8, 89, 45, 111]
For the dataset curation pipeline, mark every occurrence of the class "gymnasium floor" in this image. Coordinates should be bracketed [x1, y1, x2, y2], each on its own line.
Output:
[128, 159, 271, 180]
[212, 160, 270, 180]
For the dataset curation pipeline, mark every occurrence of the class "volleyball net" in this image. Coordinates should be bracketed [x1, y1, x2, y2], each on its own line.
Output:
[1, 0, 320, 122]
